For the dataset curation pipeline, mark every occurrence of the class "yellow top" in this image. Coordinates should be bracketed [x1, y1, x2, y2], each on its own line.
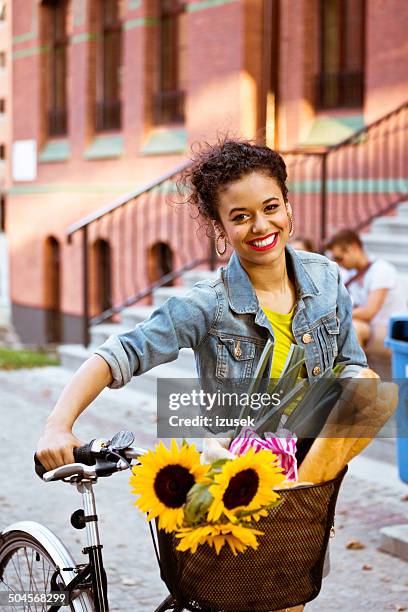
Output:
[262, 304, 297, 380]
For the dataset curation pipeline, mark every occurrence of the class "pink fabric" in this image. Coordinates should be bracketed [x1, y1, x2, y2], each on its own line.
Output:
[230, 428, 298, 482]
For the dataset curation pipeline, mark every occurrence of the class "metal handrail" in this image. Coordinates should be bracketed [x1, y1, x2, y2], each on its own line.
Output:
[90, 257, 209, 326]
[327, 99, 408, 150]
[66, 160, 191, 238]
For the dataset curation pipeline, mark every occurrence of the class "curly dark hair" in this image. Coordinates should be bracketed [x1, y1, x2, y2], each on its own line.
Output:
[181, 138, 289, 231]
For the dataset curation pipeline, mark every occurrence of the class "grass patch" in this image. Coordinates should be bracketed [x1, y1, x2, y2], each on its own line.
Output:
[0, 348, 60, 370]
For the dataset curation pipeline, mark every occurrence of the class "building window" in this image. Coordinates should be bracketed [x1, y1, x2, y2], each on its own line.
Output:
[0, 144, 5, 160]
[92, 239, 112, 316]
[316, 0, 365, 109]
[48, 0, 68, 136]
[0, 52, 6, 67]
[95, 0, 123, 131]
[148, 242, 174, 286]
[153, 0, 186, 125]
[0, 99, 5, 113]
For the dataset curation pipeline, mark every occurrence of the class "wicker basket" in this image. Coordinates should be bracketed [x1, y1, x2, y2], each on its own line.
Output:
[155, 467, 347, 612]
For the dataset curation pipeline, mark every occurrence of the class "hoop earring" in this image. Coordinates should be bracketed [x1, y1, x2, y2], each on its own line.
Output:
[215, 234, 227, 257]
[288, 213, 294, 237]
[285, 202, 294, 238]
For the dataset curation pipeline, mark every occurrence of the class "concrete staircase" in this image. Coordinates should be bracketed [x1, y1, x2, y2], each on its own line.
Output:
[362, 201, 408, 302]
[58, 268, 220, 394]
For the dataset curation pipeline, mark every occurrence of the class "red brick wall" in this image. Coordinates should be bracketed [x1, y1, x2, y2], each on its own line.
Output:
[365, 0, 408, 122]
[188, 0, 243, 142]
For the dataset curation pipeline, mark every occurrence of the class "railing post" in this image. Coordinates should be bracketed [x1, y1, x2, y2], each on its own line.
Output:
[82, 226, 90, 347]
[320, 152, 328, 247]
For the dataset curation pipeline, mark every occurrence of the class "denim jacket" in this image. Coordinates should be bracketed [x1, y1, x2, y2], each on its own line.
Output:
[95, 245, 367, 393]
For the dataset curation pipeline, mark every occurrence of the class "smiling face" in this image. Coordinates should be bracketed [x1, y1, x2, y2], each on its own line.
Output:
[216, 171, 291, 270]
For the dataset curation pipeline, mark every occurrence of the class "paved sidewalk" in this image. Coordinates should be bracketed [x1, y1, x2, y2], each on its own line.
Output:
[0, 367, 407, 611]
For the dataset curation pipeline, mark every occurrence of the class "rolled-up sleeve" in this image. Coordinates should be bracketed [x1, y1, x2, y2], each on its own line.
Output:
[333, 264, 368, 378]
[94, 282, 218, 388]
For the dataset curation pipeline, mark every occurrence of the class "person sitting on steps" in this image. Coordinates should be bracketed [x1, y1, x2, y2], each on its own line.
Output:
[325, 229, 406, 351]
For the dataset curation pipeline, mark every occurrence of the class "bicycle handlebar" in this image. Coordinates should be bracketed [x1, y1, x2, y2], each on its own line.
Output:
[34, 432, 147, 481]
[34, 443, 95, 479]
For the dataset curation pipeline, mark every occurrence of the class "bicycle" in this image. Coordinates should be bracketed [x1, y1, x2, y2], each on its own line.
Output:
[0, 430, 346, 612]
[0, 430, 182, 612]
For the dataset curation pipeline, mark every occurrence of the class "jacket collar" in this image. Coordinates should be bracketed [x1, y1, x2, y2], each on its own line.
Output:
[222, 245, 320, 314]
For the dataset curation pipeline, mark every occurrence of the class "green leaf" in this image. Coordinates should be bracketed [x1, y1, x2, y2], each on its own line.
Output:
[206, 458, 230, 476]
[184, 483, 214, 525]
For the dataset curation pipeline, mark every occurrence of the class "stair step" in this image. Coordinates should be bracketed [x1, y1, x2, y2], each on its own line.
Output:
[90, 323, 125, 348]
[121, 305, 155, 329]
[182, 268, 221, 288]
[397, 202, 408, 217]
[152, 286, 191, 306]
[371, 216, 408, 235]
[0, 323, 21, 348]
[362, 233, 408, 255]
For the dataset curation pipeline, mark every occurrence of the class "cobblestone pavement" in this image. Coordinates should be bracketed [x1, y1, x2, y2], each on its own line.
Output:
[0, 367, 407, 611]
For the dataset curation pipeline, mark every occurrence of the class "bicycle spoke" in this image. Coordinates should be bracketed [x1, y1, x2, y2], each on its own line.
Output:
[24, 547, 38, 597]
[1, 545, 61, 612]
[28, 548, 36, 612]
[11, 552, 25, 591]
[42, 555, 52, 593]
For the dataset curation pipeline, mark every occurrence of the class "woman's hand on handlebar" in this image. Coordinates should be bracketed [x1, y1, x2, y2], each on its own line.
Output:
[36, 427, 84, 472]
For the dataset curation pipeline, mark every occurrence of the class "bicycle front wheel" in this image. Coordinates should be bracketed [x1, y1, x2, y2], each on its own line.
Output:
[0, 522, 94, 612]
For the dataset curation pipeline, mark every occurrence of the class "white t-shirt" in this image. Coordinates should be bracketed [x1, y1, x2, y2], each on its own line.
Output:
[347, 259, 406, 326]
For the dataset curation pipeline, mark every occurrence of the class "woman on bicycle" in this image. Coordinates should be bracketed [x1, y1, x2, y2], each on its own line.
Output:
[37, 139, 368, 611]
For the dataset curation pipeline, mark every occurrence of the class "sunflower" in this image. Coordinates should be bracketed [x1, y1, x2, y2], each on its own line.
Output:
[175, 522, 264, 555]
[130, 440, 208, 533]
[207, 448, 285, 523]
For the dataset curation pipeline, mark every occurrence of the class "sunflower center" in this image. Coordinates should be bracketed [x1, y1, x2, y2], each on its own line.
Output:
[154, 465, 195, 508]
[223, 468, 259, 510]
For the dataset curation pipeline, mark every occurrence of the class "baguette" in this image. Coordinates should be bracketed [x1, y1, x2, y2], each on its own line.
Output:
[298, 373, 398, 484]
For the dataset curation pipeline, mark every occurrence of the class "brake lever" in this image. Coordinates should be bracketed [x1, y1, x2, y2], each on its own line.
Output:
[43, 463, 87, 482]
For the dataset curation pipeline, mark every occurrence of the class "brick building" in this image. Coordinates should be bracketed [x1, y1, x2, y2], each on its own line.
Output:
[8, 0, 408, 345]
